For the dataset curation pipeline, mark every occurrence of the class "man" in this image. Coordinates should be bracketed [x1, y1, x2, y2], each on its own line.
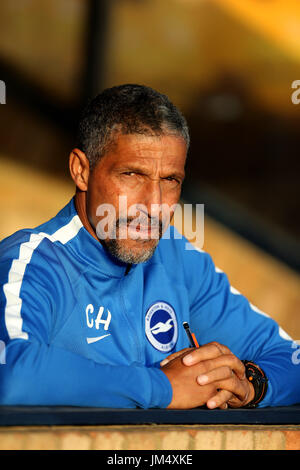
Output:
[0, 84, 299, 409]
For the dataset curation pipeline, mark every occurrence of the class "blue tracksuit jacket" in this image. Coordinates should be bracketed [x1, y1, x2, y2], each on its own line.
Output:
[0, 197, 299, 408]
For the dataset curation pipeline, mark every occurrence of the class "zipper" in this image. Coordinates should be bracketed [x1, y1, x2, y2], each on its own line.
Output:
[119, 275, 143, 363]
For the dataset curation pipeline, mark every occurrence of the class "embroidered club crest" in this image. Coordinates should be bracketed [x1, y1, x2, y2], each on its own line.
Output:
[145, 301, 178, 352]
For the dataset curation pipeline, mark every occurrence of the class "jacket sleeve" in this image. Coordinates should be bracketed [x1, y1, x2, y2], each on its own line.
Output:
[182, 242, 300, 407]
[0, 234, 172, 408]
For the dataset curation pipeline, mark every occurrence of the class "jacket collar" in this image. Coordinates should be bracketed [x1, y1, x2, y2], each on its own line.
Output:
[65, 197, 135, 278]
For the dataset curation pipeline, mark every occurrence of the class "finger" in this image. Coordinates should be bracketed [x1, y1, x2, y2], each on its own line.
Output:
[227, 380, 255, 408]
[219, 402, 228, 410]
[227, 396, 244, 408]
[197, 365, 233, 385]
[160, 348, 192, 367]
[207, 389, 233, 409]
[184, 348, 245, 381]
[198, 354, 245, 381]
[213, 375, 248, 402]
[182, 342, 230, 366]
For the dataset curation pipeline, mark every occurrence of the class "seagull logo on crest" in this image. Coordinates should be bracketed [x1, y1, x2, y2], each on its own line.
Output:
[150, 318, 174, 335]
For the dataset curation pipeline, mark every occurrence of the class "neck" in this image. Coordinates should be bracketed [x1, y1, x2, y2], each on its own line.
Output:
[74, 190, 99, 242]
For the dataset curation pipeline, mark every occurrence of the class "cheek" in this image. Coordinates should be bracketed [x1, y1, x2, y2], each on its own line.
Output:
[86, 184, 112, 227]
[86, 197, 99, 229]
[161, 190, 181, 220]
[161, 186, 181, 206]
[87, 183, 131, 226]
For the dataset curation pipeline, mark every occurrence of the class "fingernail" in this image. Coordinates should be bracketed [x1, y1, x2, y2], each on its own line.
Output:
[207, 400, 216, 409]
[160, 359, 169, 366]
[183, 355, 193, 365]
[197, 375, 208, 385]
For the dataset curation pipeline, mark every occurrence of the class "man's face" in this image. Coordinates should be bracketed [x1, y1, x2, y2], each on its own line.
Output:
[86, 133, 187, 264]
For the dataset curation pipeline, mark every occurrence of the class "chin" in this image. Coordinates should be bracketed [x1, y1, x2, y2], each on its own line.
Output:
[104, 238, 159, 264]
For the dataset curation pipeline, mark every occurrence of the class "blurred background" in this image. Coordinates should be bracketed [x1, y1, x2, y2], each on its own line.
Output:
[0, 0, 299, 338]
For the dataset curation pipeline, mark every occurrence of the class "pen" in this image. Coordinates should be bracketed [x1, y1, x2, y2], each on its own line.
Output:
[183, 321, 200, 348]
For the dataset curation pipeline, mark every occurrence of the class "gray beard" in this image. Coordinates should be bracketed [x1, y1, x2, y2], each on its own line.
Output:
[102, 237, 160, 264]
[96, 214, 164, 264]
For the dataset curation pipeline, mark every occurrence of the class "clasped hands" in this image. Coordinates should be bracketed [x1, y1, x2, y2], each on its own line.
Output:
[160, 342, 255, 409]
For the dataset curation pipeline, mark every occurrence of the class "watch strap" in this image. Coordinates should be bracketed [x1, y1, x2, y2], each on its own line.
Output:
[242, 360, 268, 408]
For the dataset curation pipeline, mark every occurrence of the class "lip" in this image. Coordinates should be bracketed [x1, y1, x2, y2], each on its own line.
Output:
[126, 224, 160, 238]
[135, 226, 151, 231]
[128, 226, 155, 234]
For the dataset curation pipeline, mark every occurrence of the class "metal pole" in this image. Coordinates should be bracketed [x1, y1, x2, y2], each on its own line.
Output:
[80, 0, 111, 106]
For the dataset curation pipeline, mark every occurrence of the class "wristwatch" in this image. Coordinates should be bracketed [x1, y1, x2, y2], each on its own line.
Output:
[242, 360, 268, 408]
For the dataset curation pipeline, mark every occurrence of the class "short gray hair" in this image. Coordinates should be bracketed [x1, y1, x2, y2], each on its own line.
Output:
[76, 83, 190, 170]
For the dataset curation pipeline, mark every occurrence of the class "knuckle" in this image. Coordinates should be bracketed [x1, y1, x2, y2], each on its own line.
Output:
[233, 355, 242, 366]
[226, 352, 236, 362]
[210, 341, 232, 356]
[200, 360, 211, 373]
[224, 365, 233, 376]
[209, 342, 223, 355]
[218, 390, 233, 403]
[226, 353, 242, 369]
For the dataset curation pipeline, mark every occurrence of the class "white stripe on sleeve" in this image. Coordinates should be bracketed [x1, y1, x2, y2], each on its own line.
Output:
[3, 215, 82, 340]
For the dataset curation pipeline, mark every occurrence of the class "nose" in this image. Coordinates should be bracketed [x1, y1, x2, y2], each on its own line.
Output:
[143, 179, 162, 219]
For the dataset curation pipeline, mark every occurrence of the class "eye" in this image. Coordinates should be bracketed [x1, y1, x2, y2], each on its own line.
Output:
[123, 172, 136, 176]
[163, 176, 180, 184]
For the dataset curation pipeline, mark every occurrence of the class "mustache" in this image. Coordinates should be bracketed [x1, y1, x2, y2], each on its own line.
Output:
[116, 216, 162, 229]
[116, 215, 163, 240]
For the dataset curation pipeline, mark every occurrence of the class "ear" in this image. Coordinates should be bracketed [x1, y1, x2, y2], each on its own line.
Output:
[69, 148, 90, 191]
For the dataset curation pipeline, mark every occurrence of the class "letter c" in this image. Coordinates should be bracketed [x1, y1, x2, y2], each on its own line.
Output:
[86, 304, 94, 328]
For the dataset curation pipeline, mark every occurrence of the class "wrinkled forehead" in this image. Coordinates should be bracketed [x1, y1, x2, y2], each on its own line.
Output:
[99, 132, 187, 168]
[101, 125, 186, 155]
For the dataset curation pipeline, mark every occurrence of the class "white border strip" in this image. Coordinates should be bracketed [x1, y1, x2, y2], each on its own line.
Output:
[3, 215, 82, 340]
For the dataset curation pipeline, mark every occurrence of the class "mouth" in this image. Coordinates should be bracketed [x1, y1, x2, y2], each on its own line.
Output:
[113, 216, 163, 241]
[127, 223, 160, 239]
[135, 223, 157, 232]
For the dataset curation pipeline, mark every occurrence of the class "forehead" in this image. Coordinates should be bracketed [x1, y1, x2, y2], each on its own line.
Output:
[98, 133, 187, 170]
